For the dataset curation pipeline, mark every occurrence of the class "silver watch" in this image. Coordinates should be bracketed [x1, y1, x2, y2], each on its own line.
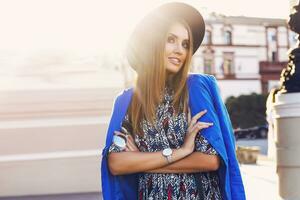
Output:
[162, 148, 173, 163]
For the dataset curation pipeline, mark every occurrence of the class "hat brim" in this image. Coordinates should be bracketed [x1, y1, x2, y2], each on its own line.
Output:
[127, 2, 205, 70]
[153, 2, 205, 54]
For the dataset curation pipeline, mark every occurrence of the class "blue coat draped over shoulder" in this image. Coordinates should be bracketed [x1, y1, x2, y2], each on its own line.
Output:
[101, 74, 246, 200]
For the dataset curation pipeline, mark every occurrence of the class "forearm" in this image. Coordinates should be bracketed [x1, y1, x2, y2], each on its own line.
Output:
[108, 148, 189, 175]
[147, 152, 220, 173]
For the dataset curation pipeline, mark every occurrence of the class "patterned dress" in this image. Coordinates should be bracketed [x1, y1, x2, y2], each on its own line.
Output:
[109, 88, 222, 200]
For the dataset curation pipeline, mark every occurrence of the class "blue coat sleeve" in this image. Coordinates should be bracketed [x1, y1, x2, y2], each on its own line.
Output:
[188, 74, 229, 199]
[101, 89, 138, 200]
[207, 75, 246, 200]
[101, 95, 121, 200]
[188, 74, 246, 200]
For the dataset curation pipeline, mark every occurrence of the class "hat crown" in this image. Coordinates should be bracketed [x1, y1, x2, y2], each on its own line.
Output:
[127, 2, 205, 71]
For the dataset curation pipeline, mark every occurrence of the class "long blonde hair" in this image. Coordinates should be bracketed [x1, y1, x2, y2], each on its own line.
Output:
[126, 17, 193, 136]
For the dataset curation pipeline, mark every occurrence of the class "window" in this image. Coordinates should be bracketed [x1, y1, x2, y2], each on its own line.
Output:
[267, 28, 277, 42]
[203, 30, 212, 45]
[271, 51, 277, 62]
[267, 27, 278, 62]
[202, 48, 215, 74]
[224, 30, 232, 45]
[222, 52, 235, 76]
[223, 59, 233, 74]
[204, 58, 213, 74]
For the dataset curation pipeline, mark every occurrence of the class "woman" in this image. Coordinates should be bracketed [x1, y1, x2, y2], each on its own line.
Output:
[101, 2, 245, 200]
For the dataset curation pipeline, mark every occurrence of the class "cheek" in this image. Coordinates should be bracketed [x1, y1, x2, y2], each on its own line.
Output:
[164, 43, 173, 55]
[182, 51, 188, 61]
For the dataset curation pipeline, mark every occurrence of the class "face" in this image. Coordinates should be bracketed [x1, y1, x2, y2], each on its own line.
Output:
[164, 22, 190, 74]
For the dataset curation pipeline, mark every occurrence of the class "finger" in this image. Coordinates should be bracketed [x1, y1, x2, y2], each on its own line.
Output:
[192, 123, 211, 134]
[126, 134, 135, 143]
[127, 136, 136, 147]
[188, 122, 213, 136]
[188, 124, 198, 135]
[189, 122, 211, 134]
[121, 127, 129, 135]
[127, 138, 139, 151]
[188, 118, 198, 132]
[188, 107, 191, 124]
[188, 120, 212, 134]
[196, 121, 214, 126]
[124, 146, 130, 152]
[126, 143, 133, 151]
[189, 110, 207, 127]
[114, 131, 126, 137]
[127, 134, 134, 142]
[115, 132, 129, 140]
[192, 109, 207, 121]
[189, 121, 213, 132]
[126, 143, 136, 151]
[188, 122, 205, 135]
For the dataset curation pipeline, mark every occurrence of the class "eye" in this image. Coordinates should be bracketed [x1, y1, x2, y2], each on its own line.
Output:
[182, 41, 189, 49]
[167, 36, 175, 43]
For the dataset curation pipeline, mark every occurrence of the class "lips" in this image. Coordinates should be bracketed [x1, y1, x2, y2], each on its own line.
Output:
[168, 57, 181, 65]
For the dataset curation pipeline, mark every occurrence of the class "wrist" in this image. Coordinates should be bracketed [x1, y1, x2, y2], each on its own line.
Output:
[162, 148, 191, 164]
[162, 148, 173, 164]
[179, 147, 193, 156]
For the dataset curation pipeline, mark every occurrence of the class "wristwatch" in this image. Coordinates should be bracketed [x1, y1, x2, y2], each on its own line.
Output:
[162, 148, 173, 163]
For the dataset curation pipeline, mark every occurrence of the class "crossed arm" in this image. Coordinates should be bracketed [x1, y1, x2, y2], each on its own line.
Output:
[108, 148, 220, 175]
[108, 110, 220, 176]
[146, 151, 220, 173]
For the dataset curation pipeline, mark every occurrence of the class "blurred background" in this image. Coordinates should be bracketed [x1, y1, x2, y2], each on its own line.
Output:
[0, 0, 298, 199]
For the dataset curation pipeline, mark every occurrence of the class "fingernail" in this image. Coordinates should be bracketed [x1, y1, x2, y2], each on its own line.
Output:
[204, 109, 207, 112]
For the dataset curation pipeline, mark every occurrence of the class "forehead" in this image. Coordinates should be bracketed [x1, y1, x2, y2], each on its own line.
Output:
[167, 22, 189, 40]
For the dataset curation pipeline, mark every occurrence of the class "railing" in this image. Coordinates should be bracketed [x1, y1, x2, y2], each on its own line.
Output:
[259, 61, 288, 74]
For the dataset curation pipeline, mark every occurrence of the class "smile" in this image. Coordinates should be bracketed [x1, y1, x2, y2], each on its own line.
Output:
[168, 57, 181, 65]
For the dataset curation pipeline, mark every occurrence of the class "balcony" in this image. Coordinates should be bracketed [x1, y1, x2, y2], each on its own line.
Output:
[259, 61, 288, 93]
[259, 61, 287, 77]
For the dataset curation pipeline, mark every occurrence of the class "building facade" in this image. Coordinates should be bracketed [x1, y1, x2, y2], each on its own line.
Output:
[191, 14, 298, 100]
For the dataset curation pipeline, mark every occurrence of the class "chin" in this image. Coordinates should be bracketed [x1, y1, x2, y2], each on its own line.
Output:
[166, 64, 182, 74]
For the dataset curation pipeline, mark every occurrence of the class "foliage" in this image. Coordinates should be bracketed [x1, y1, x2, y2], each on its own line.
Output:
[225, 93, 268, 129]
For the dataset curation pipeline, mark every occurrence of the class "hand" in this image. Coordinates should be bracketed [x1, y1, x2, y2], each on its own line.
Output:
[181, 109, 213, 154]
[114, 131, 139, 152]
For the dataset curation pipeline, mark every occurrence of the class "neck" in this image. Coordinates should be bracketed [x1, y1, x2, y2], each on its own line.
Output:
[166, 72, 176, 84]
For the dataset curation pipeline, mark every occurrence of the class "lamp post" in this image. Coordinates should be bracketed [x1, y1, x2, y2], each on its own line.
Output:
[273, 0, 300, 199]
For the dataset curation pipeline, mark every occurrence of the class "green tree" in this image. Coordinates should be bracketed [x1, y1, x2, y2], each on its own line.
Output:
[225, 93, 268, 129]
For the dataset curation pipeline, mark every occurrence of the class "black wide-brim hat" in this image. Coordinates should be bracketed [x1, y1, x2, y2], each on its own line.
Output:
[126, 2, 205, 70]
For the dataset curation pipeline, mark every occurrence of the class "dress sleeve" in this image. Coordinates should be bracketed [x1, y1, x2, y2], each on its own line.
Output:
[195, 133, 218, 155]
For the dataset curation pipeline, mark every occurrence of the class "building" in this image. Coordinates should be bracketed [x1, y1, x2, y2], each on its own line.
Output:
[191, 14, 298, 100]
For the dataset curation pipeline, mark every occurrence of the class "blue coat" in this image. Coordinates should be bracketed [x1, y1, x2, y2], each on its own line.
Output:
[101, 74, 246, 200]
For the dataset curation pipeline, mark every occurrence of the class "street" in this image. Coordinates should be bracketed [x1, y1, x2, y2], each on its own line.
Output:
[237, 138, 268, 155]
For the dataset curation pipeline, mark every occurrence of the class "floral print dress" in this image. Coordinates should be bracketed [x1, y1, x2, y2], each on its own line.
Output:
[108, 88, 222, 200]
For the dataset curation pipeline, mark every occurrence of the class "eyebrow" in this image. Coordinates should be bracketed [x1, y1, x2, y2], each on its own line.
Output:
[168, 33, 189, 41]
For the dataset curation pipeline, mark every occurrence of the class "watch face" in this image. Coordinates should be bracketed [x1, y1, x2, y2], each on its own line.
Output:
[163, 148, 172, 156]
[113, 135, 126, 149]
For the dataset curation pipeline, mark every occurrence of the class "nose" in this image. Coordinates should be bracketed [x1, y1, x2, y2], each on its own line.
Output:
[173, 42, 184, 55]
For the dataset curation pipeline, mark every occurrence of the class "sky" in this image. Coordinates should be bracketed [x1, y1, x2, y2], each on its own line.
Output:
[0, 0, 293, 55]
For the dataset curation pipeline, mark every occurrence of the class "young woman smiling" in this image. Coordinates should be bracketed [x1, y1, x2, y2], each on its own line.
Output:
[101, 2, 246, 200]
